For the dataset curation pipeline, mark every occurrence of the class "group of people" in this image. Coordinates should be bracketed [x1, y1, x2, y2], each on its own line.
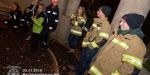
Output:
[68, 5, 146, 75]
[4, 0, 59, 52]
[4, 0, 147, 75]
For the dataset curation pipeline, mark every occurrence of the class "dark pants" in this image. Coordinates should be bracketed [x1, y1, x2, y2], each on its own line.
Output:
[32, 33, 40, 51]
[20, 22, 29, 34]
[46, 30, 53, 45]
[75, 47, 99, 75]
[68, 33, 80, 49]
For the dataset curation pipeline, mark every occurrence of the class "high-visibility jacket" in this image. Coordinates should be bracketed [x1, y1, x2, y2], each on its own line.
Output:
[82, 18, 111, 49]
[70, 13, 86, 36]
[88, 28, 146, 75]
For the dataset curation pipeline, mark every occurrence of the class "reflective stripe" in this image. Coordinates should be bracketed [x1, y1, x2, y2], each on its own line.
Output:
[82, 41, 99, 48]
[49, 27, 53, 29]
[75, 21, 78, 26]
[122, 54, 143, 69]
[112, 38, 129, 50]
[5, 21, 8, 24]
[71, 29, 82, 35]
[91, 41, 99, 48]
[14, 26, 18, 28]
[90, 66, 103, 75]
[14, 15, 16, 20]
[111, 70, 119, 75]
[81, 18, 86, 24]
[26, 21, 29, 24]
[71, 14, 75, 19]
[53, 12, 57, 15]
[21, 19, 25, 21]
[92, 24, 101, 30]
[55, 20, 58, 22]
[47, 11, 51, 13]
[99, 32, 109, 40]
[78, 17, 82, 18]
[92, 24, 97, 28]
[82, 41, 91, 46]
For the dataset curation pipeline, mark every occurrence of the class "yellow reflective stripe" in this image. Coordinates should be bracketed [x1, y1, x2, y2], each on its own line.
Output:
[92, 24, 101, 30]
[111, 70, 119, 75]
[82, 41, 91, 46]
[90, 66, 103, 75]
[71, 14, 75, 19]
[74, 21, 78, 26]
[71, 29, 82, 35]
[122, 54, 143, 69]
[99, 32, 109, 40]
[92, 24, 97, 28]
[81, 19, 86, 24]
[78, 17, 82, 18]
[91, 41, 99, 48]
[112, 38, 129, 50]
[86, 32, 90, 36]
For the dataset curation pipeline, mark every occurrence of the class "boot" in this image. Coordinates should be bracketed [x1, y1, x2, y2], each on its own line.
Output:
[67, 49, 75, 53]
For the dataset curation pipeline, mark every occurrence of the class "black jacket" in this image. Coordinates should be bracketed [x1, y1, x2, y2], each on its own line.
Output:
[46, 4, 59, 30]
[8, 8, 22, 22]
[20, 12, 31, 26]
[38, 12, 49, 36]
[29, 4, 38, 16]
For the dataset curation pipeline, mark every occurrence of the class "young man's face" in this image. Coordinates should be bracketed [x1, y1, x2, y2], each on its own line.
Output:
[119, 19, 130, 30]
[97, 9, 105, 18]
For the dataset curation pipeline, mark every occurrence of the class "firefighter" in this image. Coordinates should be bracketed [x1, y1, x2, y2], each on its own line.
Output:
[68, 6, 87, 53]
[88, 13, 146, 75]
[4, 2, 22, 32]
[72, 6, 111, 75]
[44, 0, 59, 47]
[20, 7, 31, 37]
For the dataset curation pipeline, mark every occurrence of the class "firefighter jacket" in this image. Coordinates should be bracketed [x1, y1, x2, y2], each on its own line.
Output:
[46, 4, 59, 30]
[32, 12, 44, 34]
[8, 8, 22, 24]
[70, 13, 86, 36]
[82, 17, 111, 49]
[88, 28, 146, 75]
[20, 12, 32, 26]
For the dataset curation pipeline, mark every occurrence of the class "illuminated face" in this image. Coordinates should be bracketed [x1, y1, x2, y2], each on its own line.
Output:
[78, 7, 83, 13]
[119, 19, 130, 30]
[97, 9, 104, 18]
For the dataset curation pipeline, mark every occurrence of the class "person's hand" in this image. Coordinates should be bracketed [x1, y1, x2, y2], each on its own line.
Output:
[9, 16, 12, 20]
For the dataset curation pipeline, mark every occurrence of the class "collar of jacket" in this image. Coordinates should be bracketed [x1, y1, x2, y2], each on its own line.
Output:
[117, 28, 145, 39]
[93, 17, 108, 24]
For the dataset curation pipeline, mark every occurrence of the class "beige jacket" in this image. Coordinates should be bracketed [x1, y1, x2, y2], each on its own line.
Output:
[82, 17, 111, 49]
[88, 28, 146, 75]
[70, 13, 86, 36]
